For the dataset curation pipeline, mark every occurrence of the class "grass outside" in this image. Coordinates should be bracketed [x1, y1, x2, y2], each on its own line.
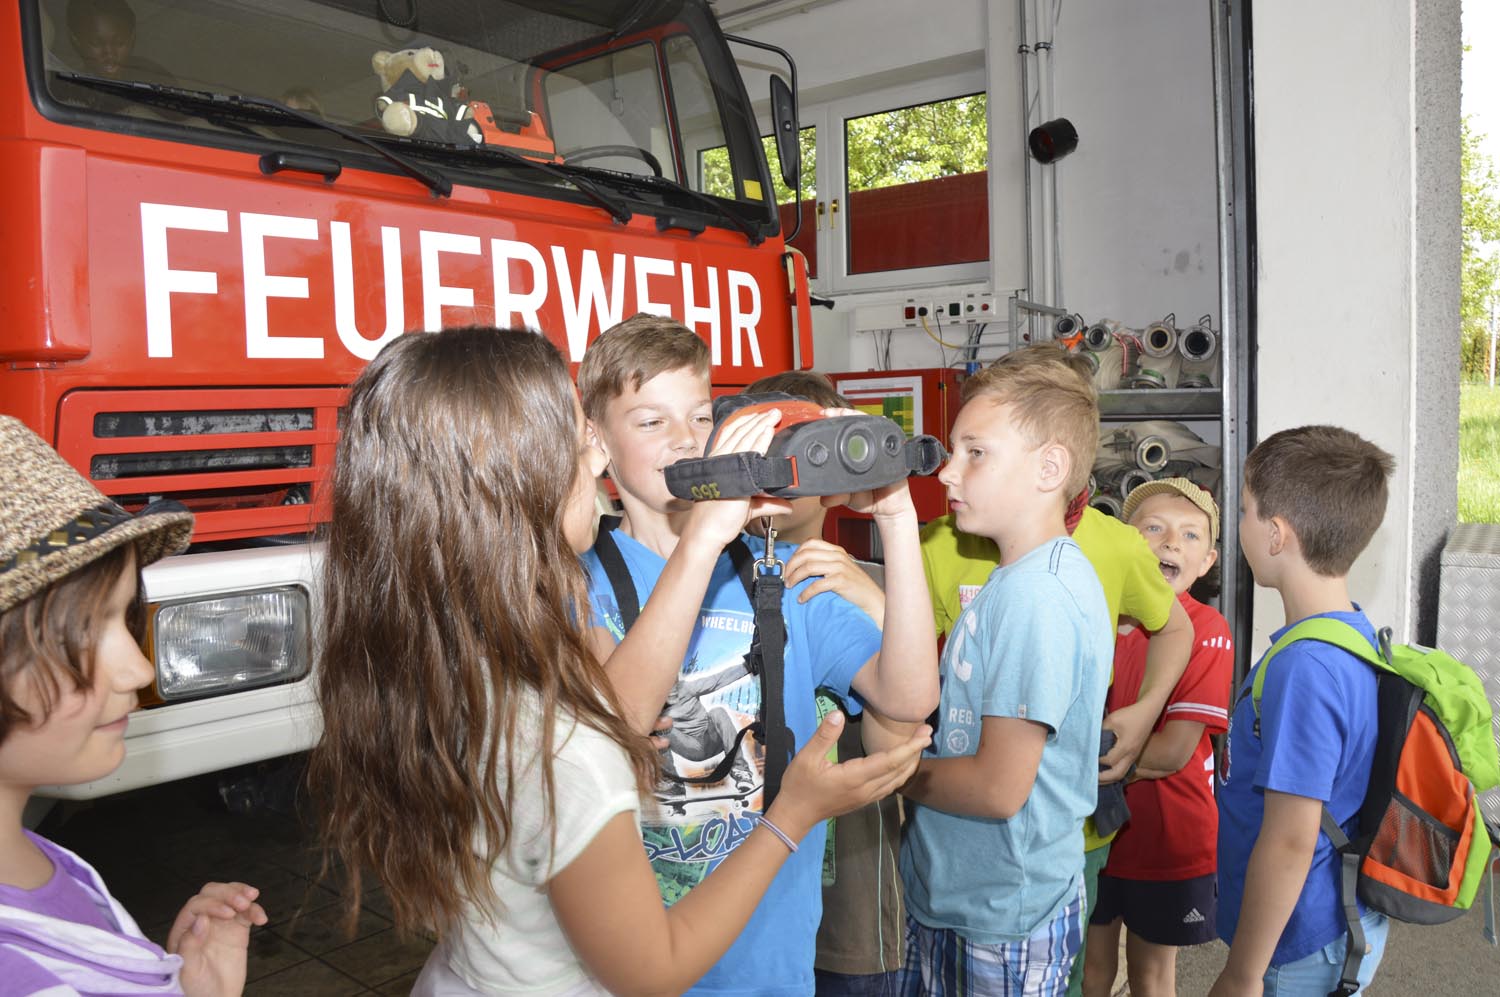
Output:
[1459, 382, 1500, 523]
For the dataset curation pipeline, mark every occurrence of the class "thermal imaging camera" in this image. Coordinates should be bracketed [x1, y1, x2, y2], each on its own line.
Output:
[664, 392, 947, 500]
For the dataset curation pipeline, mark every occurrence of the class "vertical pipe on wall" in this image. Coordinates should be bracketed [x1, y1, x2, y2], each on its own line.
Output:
[1040, 1, 1062, 308]
[1031, 0, 1054, 311]
[1017, 0, 1035, 336]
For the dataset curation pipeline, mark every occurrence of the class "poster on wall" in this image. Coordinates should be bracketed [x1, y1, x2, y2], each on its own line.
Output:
[835, 374, 925, 437]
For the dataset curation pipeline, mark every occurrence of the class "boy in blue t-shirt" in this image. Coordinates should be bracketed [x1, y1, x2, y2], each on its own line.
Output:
[577, 314, 940, 996]
[898, 359, 1114, 995]
[1214, 425, 1396, 997]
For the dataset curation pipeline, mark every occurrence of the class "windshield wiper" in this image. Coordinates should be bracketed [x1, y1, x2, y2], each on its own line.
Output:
[439, 145, 633, 225]
[53, 74, 454, 198]
[560, 164, 766, 245]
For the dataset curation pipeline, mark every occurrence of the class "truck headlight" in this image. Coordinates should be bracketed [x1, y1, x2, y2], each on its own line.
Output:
[152, 587, 311, 701]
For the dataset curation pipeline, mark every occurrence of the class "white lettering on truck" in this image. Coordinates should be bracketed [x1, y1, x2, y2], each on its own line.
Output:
[139, 203, 768, 364]
[242, 212, 322, 359]
[331, 222, 405, 361]
[141, 203, 229, 358]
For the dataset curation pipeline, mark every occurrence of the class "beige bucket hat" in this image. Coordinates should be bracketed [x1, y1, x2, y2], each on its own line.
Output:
[1, 416, 193, 613]
[1121, 476, 1220, 546]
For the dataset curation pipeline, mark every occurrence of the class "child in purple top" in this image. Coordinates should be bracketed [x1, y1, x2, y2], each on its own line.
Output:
[0, 416, 268, 996]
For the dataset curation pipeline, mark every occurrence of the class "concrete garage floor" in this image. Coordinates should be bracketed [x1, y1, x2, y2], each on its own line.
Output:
[1137, 908, 1498, 995]
[38, 759, 436, 996]
[36, 761, 1500, 996]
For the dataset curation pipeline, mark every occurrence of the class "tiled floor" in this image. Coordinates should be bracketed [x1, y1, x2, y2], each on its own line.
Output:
[38, 757, 434, 996]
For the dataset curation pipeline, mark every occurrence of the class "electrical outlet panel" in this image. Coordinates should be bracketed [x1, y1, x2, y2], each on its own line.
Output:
[903, 299, 934, 327]
[964, 292, 996, 319]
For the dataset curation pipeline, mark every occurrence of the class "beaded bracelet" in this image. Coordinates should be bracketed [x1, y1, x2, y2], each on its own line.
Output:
[758, 814, 799, 853]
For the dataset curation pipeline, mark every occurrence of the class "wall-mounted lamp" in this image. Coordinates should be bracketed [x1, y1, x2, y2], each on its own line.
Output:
[1028, 117, 1079, 163]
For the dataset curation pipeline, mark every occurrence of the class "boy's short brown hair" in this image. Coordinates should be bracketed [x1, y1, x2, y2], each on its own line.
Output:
[1243, 425, 1394, 576]
[744, 370, 850, 410]
[961, 347, 1100, 497]
[577, 313, 711, 422]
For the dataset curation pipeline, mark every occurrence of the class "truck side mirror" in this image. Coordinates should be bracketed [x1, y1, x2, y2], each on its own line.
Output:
[769, 74, 799, 193]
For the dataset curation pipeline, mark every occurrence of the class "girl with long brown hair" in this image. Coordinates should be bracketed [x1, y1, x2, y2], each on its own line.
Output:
[308, 327, 928, 996]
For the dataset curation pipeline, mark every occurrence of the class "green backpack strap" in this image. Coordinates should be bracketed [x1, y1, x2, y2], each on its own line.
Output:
[1249, 618, 1385, 728]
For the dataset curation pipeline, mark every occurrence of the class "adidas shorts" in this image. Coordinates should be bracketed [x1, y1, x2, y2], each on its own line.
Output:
[1088, 873, 1217, 947]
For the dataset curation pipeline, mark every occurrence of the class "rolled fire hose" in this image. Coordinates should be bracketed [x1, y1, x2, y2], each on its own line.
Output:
[1130, 419, 1222, 469]
[1133, 434, 1171, 473]
[1177, 319, 1219, 388]
[1142, 318, 1178, 359]
[1082, 320, 1120, 353]
[1054, 314, 1086, 341]
[1089, 492, 1124, 518]
[1122, 366, 1169, 389]
[1097, 463, 1154, 498]
[1084, 320, 1131, 391]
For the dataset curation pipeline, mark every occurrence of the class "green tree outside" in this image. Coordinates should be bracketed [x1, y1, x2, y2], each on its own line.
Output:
[1462, 115, 1500, 381]
[699, 92, 987, 204]
[844, 93, 987, 191]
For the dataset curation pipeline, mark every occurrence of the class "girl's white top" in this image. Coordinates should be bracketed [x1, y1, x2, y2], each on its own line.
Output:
[413, 695, 641, 996]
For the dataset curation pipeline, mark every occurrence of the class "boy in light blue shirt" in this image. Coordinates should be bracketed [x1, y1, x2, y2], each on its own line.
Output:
[899, 359, 1114, 994]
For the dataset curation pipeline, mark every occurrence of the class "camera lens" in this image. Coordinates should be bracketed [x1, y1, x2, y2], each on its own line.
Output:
[839, 427, 876, 471]
[884, 433, 902, 456]
[807, 441, 829, 466]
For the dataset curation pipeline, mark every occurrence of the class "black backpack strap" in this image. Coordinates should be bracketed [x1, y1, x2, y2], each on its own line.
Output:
[593, 516, 639, 631]
[1322, 806, 1366, 997]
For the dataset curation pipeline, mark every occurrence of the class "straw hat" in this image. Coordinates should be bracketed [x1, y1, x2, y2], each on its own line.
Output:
[1, 416, 193, 613]
[1121, 476, 1220, 546]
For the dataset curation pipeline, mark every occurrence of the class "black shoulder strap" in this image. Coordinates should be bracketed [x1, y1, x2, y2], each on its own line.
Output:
[593, 516, 640, 631]
[726, 536, 757, 601]
[750, 562, 791, 807]
[593, 520, 791, 806]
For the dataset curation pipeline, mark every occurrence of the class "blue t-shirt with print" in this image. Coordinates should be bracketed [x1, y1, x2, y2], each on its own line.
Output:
[583, 529, 881, 996]
[899, 537, 1112, 944]
[1216, 608, 1379, 966]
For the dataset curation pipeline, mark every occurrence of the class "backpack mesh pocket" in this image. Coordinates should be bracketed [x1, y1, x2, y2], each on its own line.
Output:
[1367, 791, 1461, 891]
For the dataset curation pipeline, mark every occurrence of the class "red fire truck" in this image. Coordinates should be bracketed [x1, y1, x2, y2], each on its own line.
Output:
[3, 0, 812, 797]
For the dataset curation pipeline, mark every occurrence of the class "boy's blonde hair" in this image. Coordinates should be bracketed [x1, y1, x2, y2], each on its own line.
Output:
[1243, 425, 1394, 576]
[578, 313, 711, 422]
[961, 348, 1100, 497]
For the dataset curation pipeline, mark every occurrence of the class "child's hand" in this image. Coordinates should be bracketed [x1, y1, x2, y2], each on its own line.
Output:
[1207, 969, 1262, 997]
[769, 712, 930, 839]
[650, 713, 673, 750]
[829, 479, 918, 523]
[684, 408, 791, 549]
[783, 540, 885, 620]
[168, 882, 268, 997]
[1099, 702, 1156, 783]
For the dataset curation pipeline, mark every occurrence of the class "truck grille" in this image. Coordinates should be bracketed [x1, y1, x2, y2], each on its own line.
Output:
[56, 389, 344, 543]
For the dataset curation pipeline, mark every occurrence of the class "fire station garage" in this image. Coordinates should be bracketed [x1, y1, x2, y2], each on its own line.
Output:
[1, 0, 1494, 994]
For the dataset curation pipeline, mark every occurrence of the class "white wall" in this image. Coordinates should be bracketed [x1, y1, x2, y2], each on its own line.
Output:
[740, 0, 1222, 372]
[1249, 0, 1460, 646]
[1050, 0, 1220, 328]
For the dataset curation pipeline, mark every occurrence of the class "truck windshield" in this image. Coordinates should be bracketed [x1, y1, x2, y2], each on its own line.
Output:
[24, 0, 776, 234]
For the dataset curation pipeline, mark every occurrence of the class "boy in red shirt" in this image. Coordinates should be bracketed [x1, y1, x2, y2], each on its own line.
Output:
[1081, 478, 1233, 997]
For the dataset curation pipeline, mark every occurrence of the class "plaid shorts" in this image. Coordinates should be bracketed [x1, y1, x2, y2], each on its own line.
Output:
[895, 881, 1085, 997]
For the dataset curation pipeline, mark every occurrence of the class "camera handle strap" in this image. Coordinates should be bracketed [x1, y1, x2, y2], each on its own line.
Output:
[592, 517, 790, 805]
